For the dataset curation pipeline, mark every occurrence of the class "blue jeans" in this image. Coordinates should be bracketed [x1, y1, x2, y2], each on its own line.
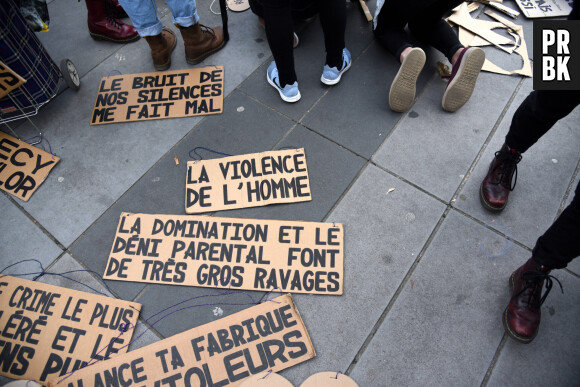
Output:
[117, 0, 200, 36]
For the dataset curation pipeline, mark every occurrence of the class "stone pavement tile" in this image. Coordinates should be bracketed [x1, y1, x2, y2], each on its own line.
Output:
[134, 284, 264, 339]
[487, 271, 580, 387]
[38, 0, 131, 80]
[349, 210, 524, 386]
[238, 2, 375, 122]
[278, 165, 446, 386]
[0, 194, 63, 279]
[301, 40, 436, 158]
[373, 70, 521, 202]
[69, 90, 292, 300]
[455, 78, 580, 249]
[216, 124, 366, 222]
[565, 172, 580, 276]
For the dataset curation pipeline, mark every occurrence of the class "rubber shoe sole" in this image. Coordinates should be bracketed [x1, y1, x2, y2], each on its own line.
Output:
[442, 47, 485, 112]
[266, 75, 301, 103]
[479, 182, 507, 212]
[502, 273, 536, 344]
[389, 47, 425, 112]
[320, 60, 351, 86]
[89, 32, 140, 43]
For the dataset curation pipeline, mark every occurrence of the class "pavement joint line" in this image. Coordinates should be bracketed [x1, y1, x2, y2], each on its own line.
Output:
[557, 157, 580, 217]
[564, 268, 580, 279]
[480, 333, 509, 387]
[449, 75, 526, 205]
[320, 161, 373, 223]
[2, 191, 67, 252]
[345, 205, 453, 376]
[446, 206, 532, 252]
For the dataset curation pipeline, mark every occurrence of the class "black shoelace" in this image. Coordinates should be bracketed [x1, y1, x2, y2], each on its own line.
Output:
[492, 150, 522, 190]
[518, 270, 564, 307]
[106, 16, 123, 30]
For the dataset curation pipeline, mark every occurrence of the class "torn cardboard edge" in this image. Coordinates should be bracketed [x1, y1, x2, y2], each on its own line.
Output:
[104, 212, 344, 295]
[448, 2, 532, 77]
[48, 294, 315, 387]
[0, 131, 60, 201]
[0, 275, 141, 385]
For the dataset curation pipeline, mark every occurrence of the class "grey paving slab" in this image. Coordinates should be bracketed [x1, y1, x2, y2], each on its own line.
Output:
[0, 193, 62, 278]
[69, 90, 293, 300]
[565, 172, 580, 276]
[239, 2, 375, 122]
[373, 69, 522, 202]
[455, 78, 580, 249]
[487, 271, 580, 387]
[302, 40, 439, 159]
[38, 0, 136, 79]
[134, 283, 263, 339]
[12, 51, 207, 247]
[350, 210, 525, 386]
[278, 164, 447, 386]
[216, 124, 366, 222]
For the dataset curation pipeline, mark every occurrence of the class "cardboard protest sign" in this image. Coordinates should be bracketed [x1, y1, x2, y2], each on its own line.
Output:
[48, 294, 315, 387]
[0, 275, 141, 384]
[186, 149, 312, 213]
[515, 0, 573, 18]
[0, 132, 59, 201]
[0, 61, 26, 99]
[90, 66, 224, 125]
[104, 212, 344, 295]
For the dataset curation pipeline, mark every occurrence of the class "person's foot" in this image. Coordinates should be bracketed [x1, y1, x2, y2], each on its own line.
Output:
[480, 143, 521, 211]
[267, 61, 301, 103]
[144, 27, 177, 71]
[321, 48, 351, 86]
[503, 258, 561, 343]
[389, 47, 425, 112]
[178, 23, 225, 65]
[442, 47, 485, 112]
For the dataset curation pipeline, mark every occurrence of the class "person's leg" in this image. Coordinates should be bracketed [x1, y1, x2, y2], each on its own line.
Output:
[373, 1, 412, 60]
[504, 181, 579, 343]
[117, 0, 162, 36]
[318, 0, 345, 68]
[407, 0, 464, 62]
[164, 0, 225, 64]
[481, 91, 580, 211]
[506, 90, 580, 152]
[263, 0, 296, 87]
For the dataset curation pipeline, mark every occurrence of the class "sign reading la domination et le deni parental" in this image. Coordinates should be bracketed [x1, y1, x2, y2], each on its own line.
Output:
[104, 212, 344, 295]
[90, 66, 224, 125]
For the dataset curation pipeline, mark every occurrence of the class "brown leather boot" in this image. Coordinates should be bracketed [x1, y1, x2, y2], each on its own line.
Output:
[85, 0, 139, 43]
[480, 143, 522, 212]
[144, 28, 177, 71]
[178, 23, 225, 65]
[503, 258, 561, 343]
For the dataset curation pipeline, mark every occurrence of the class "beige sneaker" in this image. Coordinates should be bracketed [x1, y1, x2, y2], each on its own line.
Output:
[389, 47, 426, 112]
[442, 47, 485, 112]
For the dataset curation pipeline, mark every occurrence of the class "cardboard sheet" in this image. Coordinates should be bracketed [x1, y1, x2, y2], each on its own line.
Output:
[515, 0, 573, 18]
[0, 61, 26, 99]
[48, 294, 315, 387]
[0, 276, 141, 384]
[185, 149, 312, 213]
[90, 66, 224, 125]
[103, 212, 344, 295]
[0, 132, 60, 201]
